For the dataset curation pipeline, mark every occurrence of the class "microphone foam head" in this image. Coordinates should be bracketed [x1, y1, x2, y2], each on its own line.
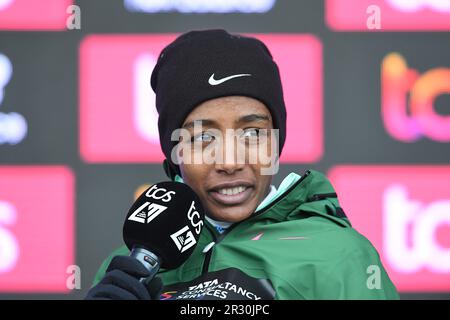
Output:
[123, 181, 205, 269]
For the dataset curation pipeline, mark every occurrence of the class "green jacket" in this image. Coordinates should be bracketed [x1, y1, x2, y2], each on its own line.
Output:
[93, 170, 399, 300]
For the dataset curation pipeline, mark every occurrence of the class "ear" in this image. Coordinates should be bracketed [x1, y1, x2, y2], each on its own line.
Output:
[162, 159, 180, 181]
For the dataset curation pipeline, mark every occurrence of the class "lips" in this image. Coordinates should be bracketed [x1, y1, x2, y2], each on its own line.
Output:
[208, 181, 254, 206]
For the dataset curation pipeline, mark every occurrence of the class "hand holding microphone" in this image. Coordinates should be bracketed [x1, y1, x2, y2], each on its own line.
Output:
[86, 181, 205, 300]
[85, 255, 163, 300]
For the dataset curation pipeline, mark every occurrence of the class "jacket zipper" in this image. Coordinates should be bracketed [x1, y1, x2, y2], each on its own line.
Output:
[307, 193, 337, 202]
[201, 169, 312, 275]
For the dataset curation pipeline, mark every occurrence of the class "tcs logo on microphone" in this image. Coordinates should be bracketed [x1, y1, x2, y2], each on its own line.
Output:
[329, 166, 450, 292]
[170, 200, 204, 253]
[381, 52, 450, 142]
[128, 184, 174, 224]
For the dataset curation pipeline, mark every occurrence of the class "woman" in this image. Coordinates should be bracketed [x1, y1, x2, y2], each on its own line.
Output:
[86, 29, 399, 300]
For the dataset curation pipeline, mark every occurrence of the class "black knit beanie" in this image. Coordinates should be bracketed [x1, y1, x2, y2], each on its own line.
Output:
[150, 29, 287, 180]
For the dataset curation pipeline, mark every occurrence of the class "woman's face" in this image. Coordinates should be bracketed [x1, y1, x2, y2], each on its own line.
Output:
[177, 96, 275, 223]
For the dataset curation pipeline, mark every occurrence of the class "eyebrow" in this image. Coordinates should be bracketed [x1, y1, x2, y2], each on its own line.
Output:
[182, 114, 271, 130]
[182, 119, 216, 130]
[238, 114, 271, 124]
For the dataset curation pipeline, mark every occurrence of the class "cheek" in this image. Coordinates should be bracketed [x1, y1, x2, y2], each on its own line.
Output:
[245, 136, 274, 166]
[251, 167, 272, 194]
[179, 164, 208, 191]
[180, 164, 197, 181]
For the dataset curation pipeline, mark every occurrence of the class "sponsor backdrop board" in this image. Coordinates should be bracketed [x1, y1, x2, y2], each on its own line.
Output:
[0, 0, 449, 299]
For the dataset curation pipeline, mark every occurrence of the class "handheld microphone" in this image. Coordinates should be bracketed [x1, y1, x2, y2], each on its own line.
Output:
[122, 181, 205, 284]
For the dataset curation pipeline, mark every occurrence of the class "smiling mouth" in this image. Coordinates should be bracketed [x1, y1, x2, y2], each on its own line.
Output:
[208, 185, 254, 206]
[216, 185, 247, 196]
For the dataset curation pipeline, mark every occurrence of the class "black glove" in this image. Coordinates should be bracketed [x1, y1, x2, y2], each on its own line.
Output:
[85, 255, 163, 300]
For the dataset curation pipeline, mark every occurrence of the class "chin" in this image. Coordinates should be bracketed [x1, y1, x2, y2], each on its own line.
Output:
[211, 208, 252, 223]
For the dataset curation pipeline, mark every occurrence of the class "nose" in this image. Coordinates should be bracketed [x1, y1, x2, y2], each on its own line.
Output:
[215, 160, 245, 175]
[214, 133, 245, 174]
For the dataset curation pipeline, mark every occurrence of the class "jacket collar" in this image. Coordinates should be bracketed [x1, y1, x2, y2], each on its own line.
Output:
[250, 170, 351, 228]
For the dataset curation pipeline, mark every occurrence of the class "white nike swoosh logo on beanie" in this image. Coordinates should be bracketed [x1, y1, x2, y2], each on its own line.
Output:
[208, 73, 252, 86]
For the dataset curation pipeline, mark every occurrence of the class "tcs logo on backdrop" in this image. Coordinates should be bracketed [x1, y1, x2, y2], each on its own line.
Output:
[329, 166, 450, 292]
[79, 34, 323, 164]
[381, 52, 450, 142]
